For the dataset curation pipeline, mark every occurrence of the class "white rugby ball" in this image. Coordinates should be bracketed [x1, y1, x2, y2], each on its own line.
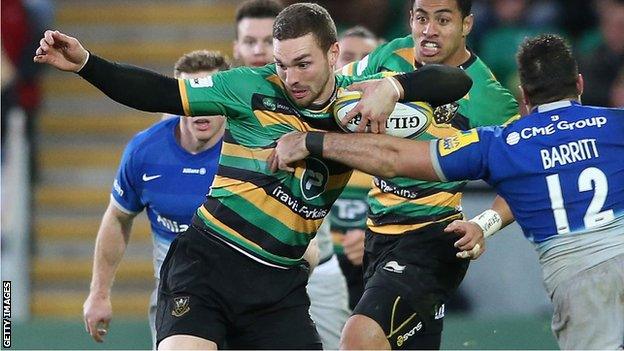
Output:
[333, 90, 433, 139]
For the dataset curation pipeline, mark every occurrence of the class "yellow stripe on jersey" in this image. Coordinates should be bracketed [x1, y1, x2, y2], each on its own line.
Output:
[369, 188, 462, 208]
[347, 171, 374, 189]
[254, 111, 310, 131]
[198, 206, 262, 249]
[220, 141, 273, 161]
[394, 47, 415, 68]
[178, 79, 191, 116]
[211, 176, 323, 234]
[266, 74, 283, 88]
[367, 213, 463, 235]
[503, 113, 522, 126]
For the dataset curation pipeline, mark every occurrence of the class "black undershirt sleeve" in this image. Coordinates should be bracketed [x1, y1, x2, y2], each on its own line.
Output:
[394, 64, 473, 107]
[77, 53, 185, 115]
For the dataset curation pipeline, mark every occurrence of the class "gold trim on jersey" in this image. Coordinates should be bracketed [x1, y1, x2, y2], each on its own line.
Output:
[198, 206, 262, 249]
[211, 176, 323, 235]
[178, 79, 191, 116]
[266, 74, 283, 88]
[503, 113, 522, 125]
[254, 110, 310, 131]
[394, 47, 415, 68]
[369, 188, 462, 208]
[220, 141, 273, 161]
[347, 171, 374, 189]
[367, 212, 463, 235]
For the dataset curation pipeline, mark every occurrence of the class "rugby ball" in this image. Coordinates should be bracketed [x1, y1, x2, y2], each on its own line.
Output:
[333, 90, 433, 139]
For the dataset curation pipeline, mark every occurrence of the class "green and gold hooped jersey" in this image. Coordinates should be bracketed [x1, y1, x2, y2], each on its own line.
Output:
[342, 35, 520, 235]
[179, 64, 384, 266]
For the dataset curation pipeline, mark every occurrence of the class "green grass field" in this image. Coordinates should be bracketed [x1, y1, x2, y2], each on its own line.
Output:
[9, 314, 558, 349]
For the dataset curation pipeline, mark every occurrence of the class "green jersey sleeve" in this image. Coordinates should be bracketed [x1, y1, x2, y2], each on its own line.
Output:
[178, 66, 266, 118]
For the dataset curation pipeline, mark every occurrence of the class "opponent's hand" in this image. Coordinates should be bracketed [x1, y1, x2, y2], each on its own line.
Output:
[444, 220, 486, 260]
[83, 293, 112, 343]
[342, 229, 365, 266]
[268, 131, 309, 173]
[341, 77, 400, 134]
[33, 30, 89, 72]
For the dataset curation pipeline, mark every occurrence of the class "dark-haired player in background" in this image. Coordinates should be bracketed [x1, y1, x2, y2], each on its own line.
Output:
[337, 0, 519, 349]
[331, 25, 380, 311]
[270, 34, 624, 350]
[232, 0, 283, 67]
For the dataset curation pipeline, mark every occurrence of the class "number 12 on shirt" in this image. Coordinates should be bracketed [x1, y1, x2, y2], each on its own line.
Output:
[546, 167, 615, 234]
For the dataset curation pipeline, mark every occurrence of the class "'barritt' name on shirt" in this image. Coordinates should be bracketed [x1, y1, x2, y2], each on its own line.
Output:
[540, 138, 599, 170]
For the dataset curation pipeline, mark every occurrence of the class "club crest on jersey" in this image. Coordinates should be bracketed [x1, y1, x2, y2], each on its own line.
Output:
[171, 296, 190, 317]
[262, 97, 277, 111]
[300, 157, 329, 200]
[189, 76, 213, 88]
[438, 129, 479, 156]
[433, 102, 459, 125]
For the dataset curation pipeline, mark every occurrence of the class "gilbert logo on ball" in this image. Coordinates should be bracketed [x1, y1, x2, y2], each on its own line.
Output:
[333, 89, 433, 139]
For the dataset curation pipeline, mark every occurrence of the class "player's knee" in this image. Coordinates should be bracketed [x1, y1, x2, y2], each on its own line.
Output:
[158, 335, 217, 350]
[340, 314, 390, 350]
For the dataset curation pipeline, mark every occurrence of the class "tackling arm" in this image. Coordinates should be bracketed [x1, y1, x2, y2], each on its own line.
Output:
[269, 131, 440, 181]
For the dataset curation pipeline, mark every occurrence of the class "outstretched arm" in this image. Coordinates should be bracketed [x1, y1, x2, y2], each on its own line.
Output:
[34, 30, 184, 115]
[268, 131, 439, 181]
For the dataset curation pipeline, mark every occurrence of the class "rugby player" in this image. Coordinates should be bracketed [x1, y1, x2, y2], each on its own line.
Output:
[270, 34, 624, 351]
[234, 1, 352, 348]
[34, 3, 470, 349]
[330, 25, 380, 311]
[82, 51, 228, 346]
[336, 0, 519, 348]
[232, 0, 282, 67]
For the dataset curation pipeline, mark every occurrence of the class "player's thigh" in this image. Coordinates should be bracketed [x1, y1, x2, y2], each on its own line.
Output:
[351, 286, 442, 350]
[228, 287, 323, 350]
[552, 254, 624, 350]
[155, 227, 228, 348]
[158, 335, 217, 350]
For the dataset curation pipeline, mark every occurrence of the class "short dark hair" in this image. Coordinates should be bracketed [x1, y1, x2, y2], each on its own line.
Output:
[517, 34, 579, 105]
[273, 3, 338, 52]
[340, 25, 377, 41]
[174, 50, 230, 77]
[411, 0, 472, 18]
[235, 0, 284, 38]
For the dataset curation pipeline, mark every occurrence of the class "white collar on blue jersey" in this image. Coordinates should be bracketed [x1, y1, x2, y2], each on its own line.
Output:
[533, 99, 580, 113]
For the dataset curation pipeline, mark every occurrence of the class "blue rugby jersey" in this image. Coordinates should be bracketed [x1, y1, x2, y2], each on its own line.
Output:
[112, 117, 222, 246]
[432, 101, 624, 244]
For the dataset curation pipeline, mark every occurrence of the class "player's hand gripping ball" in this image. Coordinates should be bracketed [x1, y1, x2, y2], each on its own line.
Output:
[334, 90, 433, 139]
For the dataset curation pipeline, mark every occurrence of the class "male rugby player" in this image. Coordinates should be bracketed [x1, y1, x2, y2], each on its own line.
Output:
[330, 25, 380, 310]
[234, 1, 351, 348]
[82, 51, 228, 346]
[337, 0, 519, 348]
[232, 0, 282, 67]
[34, 3, 470, 349]
[270, 34, 624, 351]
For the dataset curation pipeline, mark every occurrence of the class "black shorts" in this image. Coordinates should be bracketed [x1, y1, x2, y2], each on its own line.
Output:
[353, 221, 469, 350]
[156, 220, 322, 350]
